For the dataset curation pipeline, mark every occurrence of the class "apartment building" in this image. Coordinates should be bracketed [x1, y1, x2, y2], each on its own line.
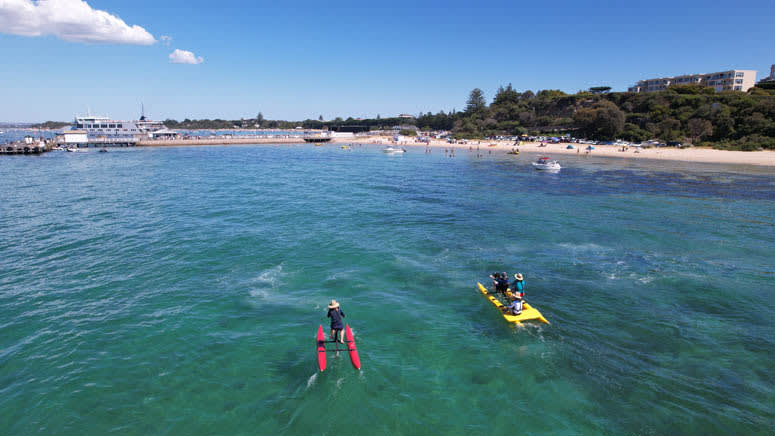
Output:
[628, 69, 757, 93]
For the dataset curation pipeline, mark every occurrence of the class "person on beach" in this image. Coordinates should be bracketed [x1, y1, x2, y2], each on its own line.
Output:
[327, 299, 345, 343]
[512, 273, 525, 299]
[502, 293, 523, 316]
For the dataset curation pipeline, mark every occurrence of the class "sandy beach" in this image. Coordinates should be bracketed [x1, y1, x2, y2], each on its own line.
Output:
[334, 135, 775, 167]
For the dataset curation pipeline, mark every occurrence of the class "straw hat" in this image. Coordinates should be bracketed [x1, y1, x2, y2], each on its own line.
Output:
[514, 273, 524, 280]
[328, 300, 340, 310]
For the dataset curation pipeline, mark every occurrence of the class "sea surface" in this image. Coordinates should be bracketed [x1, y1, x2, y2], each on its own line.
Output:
[1, 144, 773, 435]
[1, 129, 57, 143]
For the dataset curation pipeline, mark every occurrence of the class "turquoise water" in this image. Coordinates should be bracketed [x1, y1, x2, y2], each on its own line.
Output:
[1, 145, 773, 435]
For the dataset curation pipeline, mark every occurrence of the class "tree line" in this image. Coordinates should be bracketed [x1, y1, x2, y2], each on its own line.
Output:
[449, 84, 775, 150]
[159, 84, 775, 150]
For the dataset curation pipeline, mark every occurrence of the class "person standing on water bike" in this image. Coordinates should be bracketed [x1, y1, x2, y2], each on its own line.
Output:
[327, 300, 345, 344]
[490, 272, 510, 298]
[511, 273, 525, 299]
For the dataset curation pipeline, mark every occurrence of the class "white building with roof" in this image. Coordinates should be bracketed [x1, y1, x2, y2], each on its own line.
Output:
[629, 69, 757, 93]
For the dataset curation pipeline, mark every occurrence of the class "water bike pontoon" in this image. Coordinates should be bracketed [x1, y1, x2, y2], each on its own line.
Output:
[316, 324, 361, 371]
[476, 282, 549, 325]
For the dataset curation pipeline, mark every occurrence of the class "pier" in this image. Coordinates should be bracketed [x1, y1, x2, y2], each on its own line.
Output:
[303, 136, 332, 143]
[135, 137, 306, 146]
[1, 138, 53, 155]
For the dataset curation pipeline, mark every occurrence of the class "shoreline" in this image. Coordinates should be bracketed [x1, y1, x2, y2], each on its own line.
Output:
[38, 133, 775, 167]
[331, 136, 775, 167]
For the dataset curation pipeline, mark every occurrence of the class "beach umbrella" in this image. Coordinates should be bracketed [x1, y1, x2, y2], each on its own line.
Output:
[566, 145, 574, 149]
[586, 145, 595, 150]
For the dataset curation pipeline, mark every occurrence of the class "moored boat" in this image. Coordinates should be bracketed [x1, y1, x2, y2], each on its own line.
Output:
[532, 156, 561, 170]
[383, 146, 406, 153]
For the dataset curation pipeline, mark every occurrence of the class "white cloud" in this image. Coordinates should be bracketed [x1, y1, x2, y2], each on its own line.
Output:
[0, 0, 155, 45]
[169, 48, 203, 65]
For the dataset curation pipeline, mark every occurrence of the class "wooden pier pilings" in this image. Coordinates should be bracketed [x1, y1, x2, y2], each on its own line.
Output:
[1, 142, 53, 155]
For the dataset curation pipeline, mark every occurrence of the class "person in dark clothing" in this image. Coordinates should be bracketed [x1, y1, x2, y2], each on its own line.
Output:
[493, 272, 510, 297]
[489, 272, 500, 290]
[327, 299, 345, 344]
[489, 272, 507, 296]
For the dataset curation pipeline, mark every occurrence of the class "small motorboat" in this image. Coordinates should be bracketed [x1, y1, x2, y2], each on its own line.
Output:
[532, 156, 561, 170]
[383, 146, 406, 153]
[66, 147, 88, 153]
[99, 147, 108, 153]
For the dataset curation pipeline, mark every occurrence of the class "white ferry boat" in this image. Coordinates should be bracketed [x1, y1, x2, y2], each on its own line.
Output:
[72, 113, 171, 141]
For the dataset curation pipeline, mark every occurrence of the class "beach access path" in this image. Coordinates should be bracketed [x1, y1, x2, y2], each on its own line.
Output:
[336, 136, 775, 167]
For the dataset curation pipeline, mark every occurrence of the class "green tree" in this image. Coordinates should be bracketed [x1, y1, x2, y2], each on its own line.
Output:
[687, 118, 713, 143]
[492, 84, 520, 106]
[573, 100, 625, 139]
[536, 89, 567, 99]
[465, 88, 487, 114]
[257, 112, 264, 124]
[658, 118, 682, 140]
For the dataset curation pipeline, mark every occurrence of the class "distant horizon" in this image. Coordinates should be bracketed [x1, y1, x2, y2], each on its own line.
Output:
[1, 0, 773, 122]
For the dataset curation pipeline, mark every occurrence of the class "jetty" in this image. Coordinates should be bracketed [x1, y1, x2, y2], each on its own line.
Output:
[1, 136, 53, 155]
[135, 137, 305, 146]
[303, 136, 332, 143]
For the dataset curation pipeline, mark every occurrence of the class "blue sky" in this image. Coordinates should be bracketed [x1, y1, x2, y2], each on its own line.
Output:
[1, 0, 773, 122]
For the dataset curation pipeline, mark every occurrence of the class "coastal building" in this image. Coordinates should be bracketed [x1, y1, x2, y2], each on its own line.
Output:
[398, 114, 415, 119]
[151, 128, 179, 139]
[628, 69, 757, 93]
[61, 130, 88, 146]
[757, 64, 775, 85]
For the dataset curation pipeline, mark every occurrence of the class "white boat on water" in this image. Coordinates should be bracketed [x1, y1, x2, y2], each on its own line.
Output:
[66, 147, 88, 153]
[383, 146, 406, 153]
[532, 156, 561, 170]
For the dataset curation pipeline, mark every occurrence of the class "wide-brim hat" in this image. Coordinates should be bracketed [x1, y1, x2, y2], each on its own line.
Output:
[328, 300, 339, 309]
[514, 273, 524, 280]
